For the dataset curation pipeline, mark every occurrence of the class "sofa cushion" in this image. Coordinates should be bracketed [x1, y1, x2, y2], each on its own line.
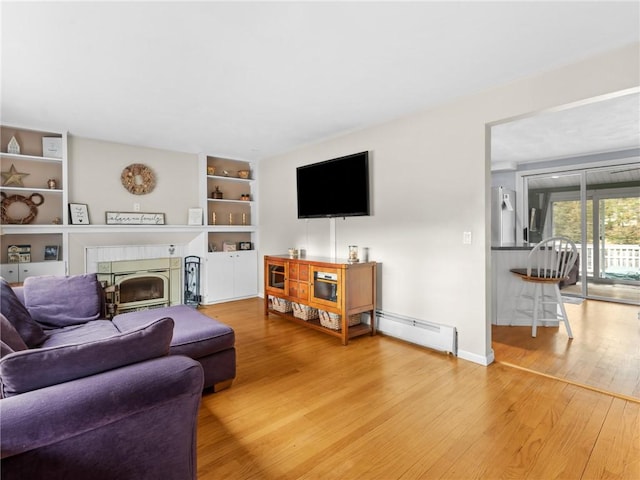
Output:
[0, 317, 174, 398]
[113, 305, 235, 358]
[40, 320, 121, 348]
[23, 273, 103, 327]
[0, 313, 28, 353]
[0, 278, 47, 347]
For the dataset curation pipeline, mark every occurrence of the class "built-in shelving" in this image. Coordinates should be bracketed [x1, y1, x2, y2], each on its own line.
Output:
[1, 125, 68, 279]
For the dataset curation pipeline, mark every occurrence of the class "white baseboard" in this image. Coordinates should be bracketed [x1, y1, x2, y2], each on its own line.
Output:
[457, 348, 495, 366]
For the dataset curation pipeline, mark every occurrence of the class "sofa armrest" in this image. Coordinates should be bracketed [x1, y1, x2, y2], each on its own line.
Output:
[1, 355, 204, 480]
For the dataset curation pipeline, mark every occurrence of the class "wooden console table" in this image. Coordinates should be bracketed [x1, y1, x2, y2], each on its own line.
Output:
[264, 255, 377, 345]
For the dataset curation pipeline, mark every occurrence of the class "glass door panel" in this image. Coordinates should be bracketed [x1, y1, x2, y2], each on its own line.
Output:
[525, 172, 582, 244]
[586, 167, 640, 302]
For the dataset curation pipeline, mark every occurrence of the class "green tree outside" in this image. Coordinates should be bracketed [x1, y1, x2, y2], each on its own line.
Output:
[552, 197, 639, 245]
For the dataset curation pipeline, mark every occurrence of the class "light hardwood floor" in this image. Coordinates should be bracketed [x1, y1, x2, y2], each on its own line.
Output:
[492, 299, 640, 400]
[196, 298, 639, 479]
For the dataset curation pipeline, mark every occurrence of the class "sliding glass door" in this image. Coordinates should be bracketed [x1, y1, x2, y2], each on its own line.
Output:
[524, 164, 639, 304]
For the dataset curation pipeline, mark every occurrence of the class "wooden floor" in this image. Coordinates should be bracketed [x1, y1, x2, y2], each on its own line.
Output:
[492, 299, 640, 400]
[196, 298, 640, 479]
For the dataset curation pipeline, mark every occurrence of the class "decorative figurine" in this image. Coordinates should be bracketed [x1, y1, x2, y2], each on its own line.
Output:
[348, 245, 359, 263]
[1, 164, 29, 186]
[7, 136, 20, 154]
[47, 178, 57, 189]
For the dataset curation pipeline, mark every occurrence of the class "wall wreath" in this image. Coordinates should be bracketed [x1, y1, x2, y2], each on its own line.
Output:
[1, 192, 44, 224]
[121, 163, 156, 195]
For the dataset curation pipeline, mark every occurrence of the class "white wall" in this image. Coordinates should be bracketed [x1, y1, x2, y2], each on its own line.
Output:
[68, 136, 199, 221]
[67, 136, 201, 273]
[258, 43, 640, 365]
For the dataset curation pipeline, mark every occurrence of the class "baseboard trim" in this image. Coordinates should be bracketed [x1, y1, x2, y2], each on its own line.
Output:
[457, 348, 495, 366]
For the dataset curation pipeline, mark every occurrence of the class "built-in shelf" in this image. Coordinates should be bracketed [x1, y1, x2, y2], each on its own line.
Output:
[0, 152, 63, 164]
[0, 186, 63, 194]
[207, 198, 254, 205]
[206, 174, 254, 184]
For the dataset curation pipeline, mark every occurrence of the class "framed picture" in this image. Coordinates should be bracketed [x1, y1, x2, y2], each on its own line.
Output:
[188, 208, 203, 226]
[7, 244, 29, 263]
[105, 212, 165, 225]
[238, 242, 252, 250]
[44, 245, 60, 261]
[69, 203, 90, 225]
[42, 137, 63, 159]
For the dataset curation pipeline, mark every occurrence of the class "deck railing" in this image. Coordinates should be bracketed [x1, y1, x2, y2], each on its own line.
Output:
[576, 244, 640, 277]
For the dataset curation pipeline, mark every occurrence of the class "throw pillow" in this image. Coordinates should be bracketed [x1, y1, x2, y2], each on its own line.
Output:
[1, 341, 15, 359]
[23, 273, 103, 327]
[0, 317, 174, 398]
[0, 278, 47, 347]
[0, 313, 28, 352]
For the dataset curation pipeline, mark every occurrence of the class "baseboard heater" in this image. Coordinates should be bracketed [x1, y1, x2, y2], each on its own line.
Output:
[375, 310, 457, 355]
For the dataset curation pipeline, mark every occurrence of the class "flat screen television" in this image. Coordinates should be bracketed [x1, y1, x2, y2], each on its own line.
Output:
[296, 151, 370, 219]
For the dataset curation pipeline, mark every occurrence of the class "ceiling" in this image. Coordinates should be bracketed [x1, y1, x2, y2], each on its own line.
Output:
[491, 91, 640, 168]
[1, 1, 639, 163]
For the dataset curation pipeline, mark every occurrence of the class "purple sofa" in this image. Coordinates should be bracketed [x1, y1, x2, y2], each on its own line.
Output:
[0, 273, 236, 479]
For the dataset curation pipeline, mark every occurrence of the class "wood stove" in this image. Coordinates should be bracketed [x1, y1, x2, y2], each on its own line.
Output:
[97, 257, 181, 314]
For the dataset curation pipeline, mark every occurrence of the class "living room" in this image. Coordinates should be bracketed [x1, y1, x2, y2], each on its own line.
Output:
[1, 2, 639, 478]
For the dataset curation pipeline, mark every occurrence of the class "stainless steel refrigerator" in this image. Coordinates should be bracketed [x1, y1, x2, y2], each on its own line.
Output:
[491, 186, 516, 246]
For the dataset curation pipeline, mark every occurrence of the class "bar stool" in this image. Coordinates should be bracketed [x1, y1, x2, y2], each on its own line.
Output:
[510, 236, 578, 338]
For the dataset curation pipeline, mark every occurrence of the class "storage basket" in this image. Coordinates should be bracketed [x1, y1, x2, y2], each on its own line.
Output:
[292, 302, 319, 321]
[269, 295, 292, 313]
[318, 311, 361, 330]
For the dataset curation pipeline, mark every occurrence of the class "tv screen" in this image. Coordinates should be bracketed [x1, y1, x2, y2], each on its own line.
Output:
[296, 151, 370, 219]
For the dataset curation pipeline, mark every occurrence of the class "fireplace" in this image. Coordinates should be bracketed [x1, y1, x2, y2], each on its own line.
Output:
[97, 257, 181, 315]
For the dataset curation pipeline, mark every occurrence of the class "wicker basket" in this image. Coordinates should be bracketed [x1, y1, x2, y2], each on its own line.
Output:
[269, 295, 292, 313]
[318, 311, 361, 330]
[292, 302, 319, 321]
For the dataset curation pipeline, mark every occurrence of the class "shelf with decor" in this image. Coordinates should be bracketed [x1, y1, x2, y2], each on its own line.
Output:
[198, 153, 258, 304]
[0, 125, 68, 282]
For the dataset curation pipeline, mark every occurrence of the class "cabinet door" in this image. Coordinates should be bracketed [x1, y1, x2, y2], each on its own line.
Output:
[265, 259, 286, 295]
[0, 264, 20, 283]
[233, 250, 257, 298]
[207, 253, 235, 302]
[19, 261, 66, 281]
[309, 266, 341, 309]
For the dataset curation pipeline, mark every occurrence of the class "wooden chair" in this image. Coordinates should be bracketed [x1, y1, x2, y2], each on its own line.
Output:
[510, 236, 578, 338]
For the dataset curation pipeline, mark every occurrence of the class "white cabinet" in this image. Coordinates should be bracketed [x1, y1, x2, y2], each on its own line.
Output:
[205, 250, 257, 304]
[1, 261, 66, 283]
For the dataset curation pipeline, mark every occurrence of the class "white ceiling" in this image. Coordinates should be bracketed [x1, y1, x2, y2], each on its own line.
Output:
[491, 91, 640, 167]
[1, 1, 639, 163]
